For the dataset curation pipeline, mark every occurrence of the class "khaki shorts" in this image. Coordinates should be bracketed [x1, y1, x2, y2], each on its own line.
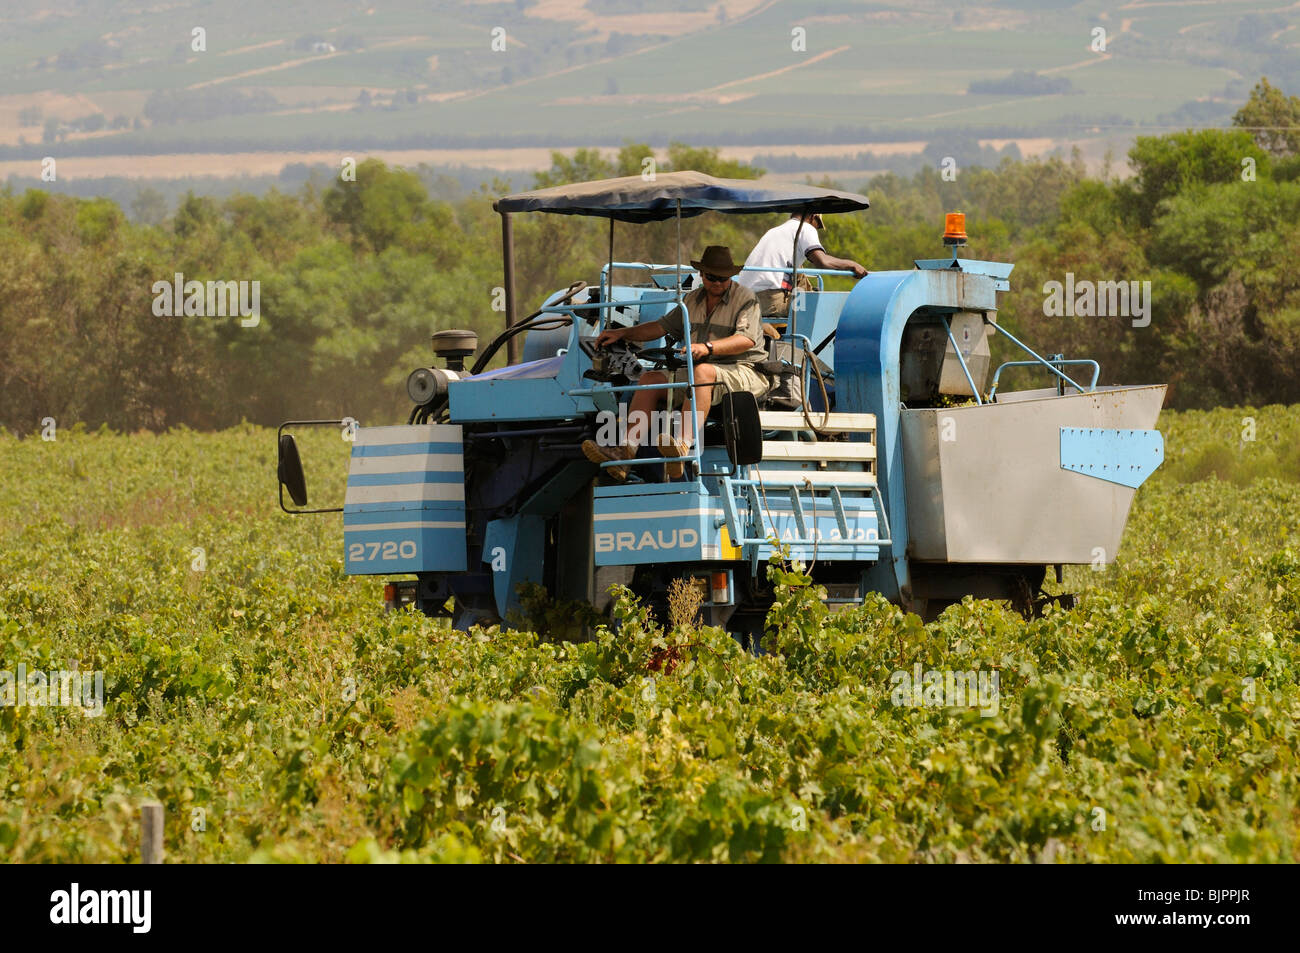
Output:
[671, 362, 770, 407]
[756, 288, 791, 318]
[756, 277, 812, 317]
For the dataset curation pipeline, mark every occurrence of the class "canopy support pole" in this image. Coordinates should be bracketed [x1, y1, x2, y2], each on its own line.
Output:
[675, 199, 682, 294]
[788, 203, 816, 330]
[606, 217, 615, 305]
[501, 210, 518, 364]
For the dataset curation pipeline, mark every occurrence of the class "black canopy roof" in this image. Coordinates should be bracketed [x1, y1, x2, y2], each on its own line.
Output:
[493, 170, 869, 223]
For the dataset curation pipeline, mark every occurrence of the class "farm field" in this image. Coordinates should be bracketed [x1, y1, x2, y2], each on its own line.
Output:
[5, 0, 1296, 158]
[1, 405, 1297, 862]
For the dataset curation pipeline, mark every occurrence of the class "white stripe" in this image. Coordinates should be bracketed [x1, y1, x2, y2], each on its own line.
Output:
[761, 441, 875, 461]
[345, 484, 465, 504]
[349, 453, 462, 474]
[343, 521, 464, 532]
[759, 411, 875, 432]
[355, 423, 462, 445]
[594, 509, 725, 521]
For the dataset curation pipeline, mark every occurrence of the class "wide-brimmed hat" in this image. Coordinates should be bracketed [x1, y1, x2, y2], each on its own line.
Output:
[690, 245, 742, 278]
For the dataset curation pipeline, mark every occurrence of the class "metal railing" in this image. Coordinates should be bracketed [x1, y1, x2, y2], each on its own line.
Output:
[544, 265, 860, 480]
[987, 357, 1101, 401]
[599, 261, 858, 299]
[986, 320, 1099, 398]
[543, 294, 706, 476]
[597, 263, 858, 355]
[718, 475, 892, 551]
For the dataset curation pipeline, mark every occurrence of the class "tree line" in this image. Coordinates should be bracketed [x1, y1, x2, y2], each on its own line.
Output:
[2, 79, 1299, 434]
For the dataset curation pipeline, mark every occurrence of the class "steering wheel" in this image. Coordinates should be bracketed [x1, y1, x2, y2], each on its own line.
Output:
[579, 338, 691, 375]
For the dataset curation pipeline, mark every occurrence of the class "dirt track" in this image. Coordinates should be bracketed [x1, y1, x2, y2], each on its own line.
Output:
[0, 137, 1118, 183]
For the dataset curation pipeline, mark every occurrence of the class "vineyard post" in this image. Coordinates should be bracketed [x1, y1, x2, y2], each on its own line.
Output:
[141, 801, 164, 864]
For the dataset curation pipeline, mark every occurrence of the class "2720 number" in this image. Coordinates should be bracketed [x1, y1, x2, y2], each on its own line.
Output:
[348, 540, 417, 561]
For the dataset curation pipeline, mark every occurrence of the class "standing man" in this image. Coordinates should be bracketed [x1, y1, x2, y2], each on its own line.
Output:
[582, 246, 769, 481]
[737, 212, 868, 317]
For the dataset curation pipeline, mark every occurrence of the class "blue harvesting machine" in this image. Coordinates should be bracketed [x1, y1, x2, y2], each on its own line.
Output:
[276, 172, 1166, 638]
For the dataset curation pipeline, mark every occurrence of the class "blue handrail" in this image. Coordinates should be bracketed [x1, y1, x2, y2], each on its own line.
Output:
[985, 320, 1099, 398]
[987, 357, 1100, 400]
[599, 261, 858, 297]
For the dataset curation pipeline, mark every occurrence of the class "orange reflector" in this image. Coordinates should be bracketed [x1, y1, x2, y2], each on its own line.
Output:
[943, 212, 967, 243]
[382, 584, 396, 603]
[710, 572, 729, 603]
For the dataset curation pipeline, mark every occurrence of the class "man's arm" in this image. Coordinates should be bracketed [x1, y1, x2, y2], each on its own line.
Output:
[687, 332, 754, 361]
[808, 247, 868, 279]
[595, 319, 665, 348]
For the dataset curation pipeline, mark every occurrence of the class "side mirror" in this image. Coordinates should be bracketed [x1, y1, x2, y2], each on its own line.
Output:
[278, 434, 309, 507]
[275, 420, 347, 515]
[721, 391, 763, 467]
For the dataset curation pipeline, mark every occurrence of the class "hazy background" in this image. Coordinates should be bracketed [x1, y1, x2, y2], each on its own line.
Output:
[4, 0, 1299, 208]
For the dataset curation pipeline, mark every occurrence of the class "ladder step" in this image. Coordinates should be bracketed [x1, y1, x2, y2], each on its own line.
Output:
[749, 467, 877, 487]
[761, 441, 875, 461]
[759, 411, 876, 432]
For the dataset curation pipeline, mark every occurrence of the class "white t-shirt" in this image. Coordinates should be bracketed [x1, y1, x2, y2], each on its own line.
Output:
[736, 218, 825, 293]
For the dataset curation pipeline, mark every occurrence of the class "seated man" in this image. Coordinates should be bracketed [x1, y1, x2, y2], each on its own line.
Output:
[582, 245, 769, 480]
[737, 212, 868, 318]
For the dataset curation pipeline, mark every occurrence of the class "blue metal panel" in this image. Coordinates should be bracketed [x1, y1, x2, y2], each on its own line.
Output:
[468, 356, 565, 381]
[593, 484, 733, 565]
[344, 525, 467, 574]
[450, 376, 585, 422]
[914, 257, 1014, 291]
[592, 465, 882, 567]
[347, 471, 462, 487]
[789, 290, 846, 360]
[483, 515, 546, 617]
[352, 441, 462, 456]
[1060, 427, 1165, 488]
[594, 479, 710, 499]
[481, 460, 595, 617]
[449, 318, 611, 421]
[343, 424, 467, 574]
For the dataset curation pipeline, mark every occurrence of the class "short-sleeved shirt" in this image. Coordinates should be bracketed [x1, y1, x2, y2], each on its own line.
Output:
[658, 281, 767, 366]
[736, 218, 824, 293]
